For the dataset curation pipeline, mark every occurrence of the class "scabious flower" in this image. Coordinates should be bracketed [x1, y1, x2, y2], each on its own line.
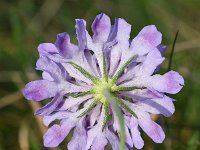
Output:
[23, 13, 184, 150]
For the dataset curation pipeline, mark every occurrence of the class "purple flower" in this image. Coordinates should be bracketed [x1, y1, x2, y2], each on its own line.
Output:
[23, 13, 184, 150]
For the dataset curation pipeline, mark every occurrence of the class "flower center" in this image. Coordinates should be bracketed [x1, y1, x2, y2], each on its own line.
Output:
[93, 78, 115, 103]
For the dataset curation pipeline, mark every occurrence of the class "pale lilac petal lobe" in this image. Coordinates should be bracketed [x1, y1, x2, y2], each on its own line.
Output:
[38, 43, 58, 55]
[55, 32, 78, 58]
[150, 71, 184, 94]
[67, 120, 87, 150]
[92, 13, 111, 42]
[23, 80, 57, 101]
[131, 25, 162, 56]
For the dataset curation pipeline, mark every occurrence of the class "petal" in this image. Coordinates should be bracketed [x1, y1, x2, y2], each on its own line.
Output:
[105, 129, 120, 150]
[121, 71, 184, 94]
[135, 109, 165, 143]
[68, 119, 87, 150]
[62, 62, 93, 84]
[35, 94, 63, 116]
[129, 117, 144, 149]
[89, 104, 101, 127]
[134, 48, 164, 76]
[149, 71, 184, 94]
[58, 95, 92, 111]
[92, 13, 111, 42]
[130, 25, 162, 56]
[36, 56, 63, 80]
[23, 80, 57, 101]
[43, 119, 76, 147]
[125, 125, 133, 147]
[42, 72, 54, 81]
[91, 134, 107, 150]
[108, 18, 131, 76]
[55, 32, 78, 58]
[75, 19, 93, 51]
[38, 43, 58, 55]
[136, 95, 175, 117]
[43, 111, 70, 126]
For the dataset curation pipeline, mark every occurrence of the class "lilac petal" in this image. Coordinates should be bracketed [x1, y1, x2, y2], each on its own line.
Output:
[38, 43, 58, 55]
[42, 72, 54, 81]
[43, 111, 70, 126]
[118, 48, 164, 83]
[23, 80, 57, 101]
[91, 134, 107, 150]
[149, 71, 184, 94]
[86, 107, 105, 149]
[35, 94, 63, 116]
[121, 71, 184, 94]
[135, 109, 165, 143]
[128, 117, 144, 149]
[58, 95, 92, 111]
[36, 56, 63, 80]
[68, 119, 87, 150]
[130, 25, 162, 56]
[75, 19, 93, 51]
[62, 63, 93, 84]
[55, 32, 78, 58]
[43, 119, 76, 147]
[92, 13, 111, 42]
[105, 129, 120, 150]
[136, 95, 175, 117]
[108, 18, 131, 76]
[89, 104, 101, 127]
[134, 48, 164, 76]
[125, 125, 133, 147]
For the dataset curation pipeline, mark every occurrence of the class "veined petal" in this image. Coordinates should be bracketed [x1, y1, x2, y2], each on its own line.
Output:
[130, 25, 162, 56]
[121, 71, 184, 94]
[67, 119, 87, 150]
[55, 32, 78, 58]
[38, 43, 58, 55]
[126, 116, 144, 149]
[43, 119, 77, 147]
[35, 94, 63, 116]
[23, 80, 58, 101]
[58, 95, 93, 111]
[105, 128, 120, 150]
[132, 106, 165, 143]
[92, 13, 111, 42]
[91, 134, 107, 150]
[43, 111, 70, 126]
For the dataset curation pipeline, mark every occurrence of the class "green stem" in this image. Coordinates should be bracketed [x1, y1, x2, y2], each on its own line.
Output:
[103, 90, 125, 150]
[102, 101, 109, 131]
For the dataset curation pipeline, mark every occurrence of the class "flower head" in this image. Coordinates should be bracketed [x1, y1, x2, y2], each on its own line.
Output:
[23, 13, 184, 150]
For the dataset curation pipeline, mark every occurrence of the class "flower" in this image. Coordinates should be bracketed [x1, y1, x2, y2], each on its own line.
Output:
[23, 13, 184, 150]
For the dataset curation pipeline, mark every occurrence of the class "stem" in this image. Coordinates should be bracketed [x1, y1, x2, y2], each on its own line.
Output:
[69, 90, 93, 98]
[103, 90, 125, 150]
[111, 85, 139, 92]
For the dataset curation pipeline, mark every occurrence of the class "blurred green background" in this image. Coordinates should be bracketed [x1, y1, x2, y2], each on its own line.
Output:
[0, 0, 200, 149]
